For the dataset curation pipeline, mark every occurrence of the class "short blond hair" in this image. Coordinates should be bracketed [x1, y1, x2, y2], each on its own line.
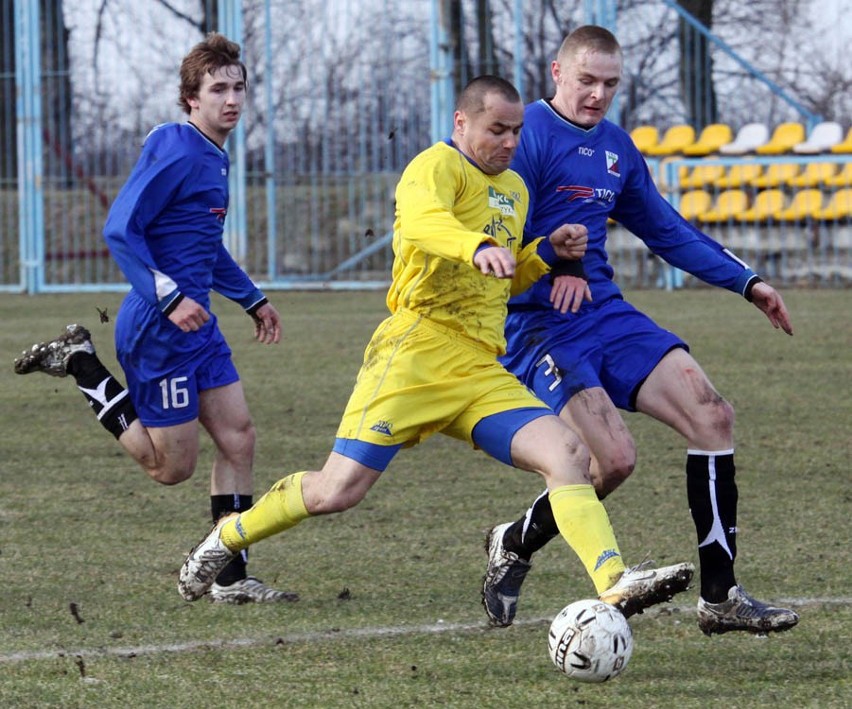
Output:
[557, 25, 622, 63]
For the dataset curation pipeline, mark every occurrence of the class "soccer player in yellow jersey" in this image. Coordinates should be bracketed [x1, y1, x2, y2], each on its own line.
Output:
[177, 75, 694, 618]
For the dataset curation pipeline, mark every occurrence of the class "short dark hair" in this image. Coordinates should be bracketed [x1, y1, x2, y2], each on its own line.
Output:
[178, 32, 247, 114]
[456, 75, 521, 114]
[558, 25, 622, 62]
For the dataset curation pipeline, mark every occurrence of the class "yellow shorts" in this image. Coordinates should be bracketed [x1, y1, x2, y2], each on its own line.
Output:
[336, 308, 550, 451]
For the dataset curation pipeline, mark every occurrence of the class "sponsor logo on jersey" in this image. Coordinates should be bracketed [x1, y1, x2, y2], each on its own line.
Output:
[606, 150, 620, 177]
[578, 146, 595, 156]
[488, 186, 516, 216]
[370, 420, 393, 436]
[556, 184, 616, 205]
[221, 168, 227, 176]
[210, 207, 227, 222]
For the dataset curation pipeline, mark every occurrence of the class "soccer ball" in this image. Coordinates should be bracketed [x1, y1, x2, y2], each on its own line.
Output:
[547, 599, 633, 682]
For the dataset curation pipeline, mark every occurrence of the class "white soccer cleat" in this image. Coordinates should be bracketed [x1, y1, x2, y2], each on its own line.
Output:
[598, 559, 694, 618]
[209, 576, 299, 604]
[178, 516, 237, 602]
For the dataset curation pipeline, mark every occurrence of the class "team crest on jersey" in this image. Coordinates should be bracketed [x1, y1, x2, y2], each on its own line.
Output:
[606, 150, 620, 177]
[488, 186, 516, 216]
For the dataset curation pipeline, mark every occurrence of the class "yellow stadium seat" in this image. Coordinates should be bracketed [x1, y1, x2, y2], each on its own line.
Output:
[755, 122, 805, 155]
[630, 125, 659, 154]
[714, 163, 763, 188]
[677, 190, 713, 221]
[682, 123, 733, 156]
[697, 190, 749, 223]
[679, 163, 726, 189]
[774, 189, 824, 221]
[830, 127, 852, 154]
[749, 163, 800, 188]
[812, 188, 852, 220]
[788, 162, 837, 187]
[736, 189, 787, 222]
[824, 163, 852, 187]
[646, 125, 695, 156]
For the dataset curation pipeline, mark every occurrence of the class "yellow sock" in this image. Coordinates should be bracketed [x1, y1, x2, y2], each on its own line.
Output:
[220, 472, 310, 551]
[549, 484, 626, 594]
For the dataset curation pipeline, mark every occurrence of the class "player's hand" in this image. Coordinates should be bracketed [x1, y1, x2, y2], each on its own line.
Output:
[548, 224, 588, 260]
[550, 275, 592, 314]
[168, 296, 210, 332]
[750, 282, 793, 335]
[474, 245, 516, 278]
[251, 302, 282, 344]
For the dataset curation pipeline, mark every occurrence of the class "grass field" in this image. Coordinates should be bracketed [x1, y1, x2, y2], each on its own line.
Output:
[0, 289, 849, 708]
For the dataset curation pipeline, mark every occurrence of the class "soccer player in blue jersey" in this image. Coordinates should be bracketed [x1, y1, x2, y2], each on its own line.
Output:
[176, 75, 694, 617]
[14, 33, 295, 604]
[481, 25, 800, 636]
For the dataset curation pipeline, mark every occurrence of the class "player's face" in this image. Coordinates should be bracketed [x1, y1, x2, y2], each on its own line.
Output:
[551, 49, 622, 127]
[453, 93, 524, 175]
[186, 64, 246, 147]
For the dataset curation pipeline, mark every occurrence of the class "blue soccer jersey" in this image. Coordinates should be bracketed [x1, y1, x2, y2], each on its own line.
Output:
[507, 99, 760, 311]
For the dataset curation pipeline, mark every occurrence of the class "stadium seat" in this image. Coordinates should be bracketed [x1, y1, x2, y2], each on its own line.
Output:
[749, 163, 800, 188]
[696, 189, 749, 223]
[736, 189, 787, 222]
[714, 163, 763, 188]
[793, 121, 844, 154]
[719, 123, 770, 155]
[755, 122, 805, 155]
[679, 163, 726, 189]
[788, 162, 837, 187]
[812, 188, 852, 220]
[677, 190, 713, 221]
[774, 189, 824, 221]
[682, 123, 733, 156]
[830, 127, 852, 154]
[646, 125, 695, 156]
[630, 125, 659, 154]
[824, 163, 852, 187]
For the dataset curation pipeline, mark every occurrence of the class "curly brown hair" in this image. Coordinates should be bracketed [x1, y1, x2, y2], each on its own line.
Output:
[178, 32, 247, 114]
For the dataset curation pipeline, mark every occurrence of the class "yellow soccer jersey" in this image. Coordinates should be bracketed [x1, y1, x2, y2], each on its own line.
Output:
[387, 141, 553, 355]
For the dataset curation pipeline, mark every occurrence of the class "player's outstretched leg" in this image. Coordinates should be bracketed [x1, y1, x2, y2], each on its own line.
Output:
[696, 585, 799, 636]
[14, 324, 94, 377]
[179, 515, 238, 601]
[598, 559, 695, 618]
[482, 523, 533, 626]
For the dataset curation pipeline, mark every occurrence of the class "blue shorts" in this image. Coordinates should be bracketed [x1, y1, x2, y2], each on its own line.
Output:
[501, 298, 687, 413]
[115, 292, 239, 427]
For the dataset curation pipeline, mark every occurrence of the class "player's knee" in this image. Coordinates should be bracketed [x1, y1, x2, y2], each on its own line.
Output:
[597, 448, 635, 497]
[146, 463, 195, 486]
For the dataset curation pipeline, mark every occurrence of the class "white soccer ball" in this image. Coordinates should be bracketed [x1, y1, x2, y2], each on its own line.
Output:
[548, 599, 633, 682]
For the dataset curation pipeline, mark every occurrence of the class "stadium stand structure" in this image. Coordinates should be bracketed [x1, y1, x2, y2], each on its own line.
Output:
[814, 188, 852, 220]
[775, 189, 824, 222]
[714, 163, 763, 188]
[736, 189, 786, 222]
[750, 163, 800, 188]
[679, 164, 726, 189]
[677, 190, 714, 221]
[825, 163, 852, 187]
